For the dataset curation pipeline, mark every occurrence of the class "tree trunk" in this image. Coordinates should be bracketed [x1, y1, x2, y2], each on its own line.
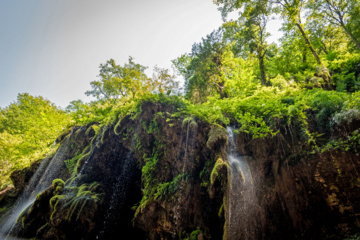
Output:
[295, 23, 322, 65]
[321, 41, 328, 55]
[340, 22, 360, 51]
[258, 54, 267, 86]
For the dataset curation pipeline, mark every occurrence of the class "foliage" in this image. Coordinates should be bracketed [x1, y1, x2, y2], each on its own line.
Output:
[151, 66, 179, 95]
[85, 57, 150, 102]
[49, 182, 103, 222]
[2, 2, 360, 227]
[223, 0, 271, 85]
[183, 228, 203, 240]
[133, 143, 161, 216]
[173, 29, 228, 102]
[344, 234, 360, 240]
[154, 174, 186, 201]
[66, 99, 117, 125]
[64, 153, 83, 174]
[308, 0, 360, 51]
[0, 93, 71, 190]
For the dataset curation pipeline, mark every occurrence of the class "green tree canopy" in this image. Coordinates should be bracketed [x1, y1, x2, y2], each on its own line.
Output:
[85, 57, 150, 102]
[0, 93, 71, 189]
[173, 29, 228, 102]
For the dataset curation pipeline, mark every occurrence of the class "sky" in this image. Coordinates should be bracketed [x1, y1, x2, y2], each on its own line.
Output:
[0, 0, 283, 109]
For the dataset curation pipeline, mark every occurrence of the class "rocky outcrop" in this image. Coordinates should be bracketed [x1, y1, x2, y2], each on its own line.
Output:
[229, 122, 360, 240]
[0, 100, 359, 240]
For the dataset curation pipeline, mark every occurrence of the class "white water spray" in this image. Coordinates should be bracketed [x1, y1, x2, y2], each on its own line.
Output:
[0, 136, 72, 239]
[226, 126, 258, 240]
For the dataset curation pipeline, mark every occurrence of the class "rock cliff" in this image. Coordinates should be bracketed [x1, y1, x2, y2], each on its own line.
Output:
[0, 100, 359, 240]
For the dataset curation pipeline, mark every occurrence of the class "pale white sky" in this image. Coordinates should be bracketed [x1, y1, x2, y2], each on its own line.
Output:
[0, 0, 283, 108]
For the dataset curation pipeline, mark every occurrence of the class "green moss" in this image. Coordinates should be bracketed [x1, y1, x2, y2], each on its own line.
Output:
[114, 116, 126, 135]
[210, 157, 229, 185]
[134, 140, 180, 217]
[206, 125, 227, 149]
[142, 117, 161, 135]
[218, 202, 224, 217]
[344, 234, 360, 240]
[52, 179, 65, 195]
[49, 182, 103, 223]
[154, 174, 186, 201]
[182, 116, 197, 127]
[183, 228, 202, 240]
[64, 153, 83, 174]
[100, 125, 110, 144]
[49, 194, 67, 222]
[16, 204, 31, 226]
[85, 124, 100, 137]
[73, 132, 99, 176]
[134, 148, 160, 217]
[134, 134, 142, 151]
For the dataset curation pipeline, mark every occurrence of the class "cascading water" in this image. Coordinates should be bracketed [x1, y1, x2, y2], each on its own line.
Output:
[172, 121, 189, 238]
[173, 119, 198, 238]
[226, 126, 259, 240]
[0, 135, 72, 239]
[96, 151, 135, 239]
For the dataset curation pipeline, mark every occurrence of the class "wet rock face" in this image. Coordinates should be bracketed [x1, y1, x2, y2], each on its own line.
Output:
[231, 127, 360, 240]
[10, 159, 42, 194]
[1, 100, 359, 240]
[115, 101, 225, 239]
[0, 101, 225, 240]
[0, 160, 43, 220]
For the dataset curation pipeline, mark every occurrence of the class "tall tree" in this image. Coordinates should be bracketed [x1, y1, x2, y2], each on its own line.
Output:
[273, 0, 323, 65]
[85, 57, 150, 102]
[308, 0, 360, 51]
[214, 0, 323, 65]
[223, 0, 271, 85]
[306, 18, 346, 55]
[173, 29, 228, 102]
[151, 66, 179, 95]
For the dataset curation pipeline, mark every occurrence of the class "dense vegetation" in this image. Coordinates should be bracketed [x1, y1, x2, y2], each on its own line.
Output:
[1, 0, 360, 201]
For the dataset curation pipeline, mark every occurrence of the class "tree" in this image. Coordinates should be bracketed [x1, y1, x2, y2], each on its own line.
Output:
[306, 18, 347, 55]
[85, 57, 150, 102]
[173, 29, 228, 102]
[214, 0, 323, 65]
[308, 0, 360, 51]
[273, 0, 324, 65]
[0, 93, 71, 189]
[151, 66, 179, 95]
[271, 28, 314, 77]
[223, 0, 271, 85]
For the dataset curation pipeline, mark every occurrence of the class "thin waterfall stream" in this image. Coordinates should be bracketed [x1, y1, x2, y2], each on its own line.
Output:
[226, 126, 258, 240]
[173, 121, 190, 238]
[173, 119, 198, 238]
[0, 135, 72, 239]
[96, 151, 134, 239]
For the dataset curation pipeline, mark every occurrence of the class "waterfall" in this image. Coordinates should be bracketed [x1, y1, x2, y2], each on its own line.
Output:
[96, 151, 135, 239]
[0, 136, 72, 239]
[173, 119, 198, 238]
[226, 126, 259, 240]
[173, 121, 189, 238]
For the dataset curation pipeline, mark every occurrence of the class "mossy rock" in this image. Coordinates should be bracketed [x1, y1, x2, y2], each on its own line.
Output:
[50, 182, 103, 225]
[55, 127, 73, 144]
[52, 179, 65, 195]
[206, 125, 228, 150]
[85, 124, 99, 140]
[210, 158, 229, 185]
